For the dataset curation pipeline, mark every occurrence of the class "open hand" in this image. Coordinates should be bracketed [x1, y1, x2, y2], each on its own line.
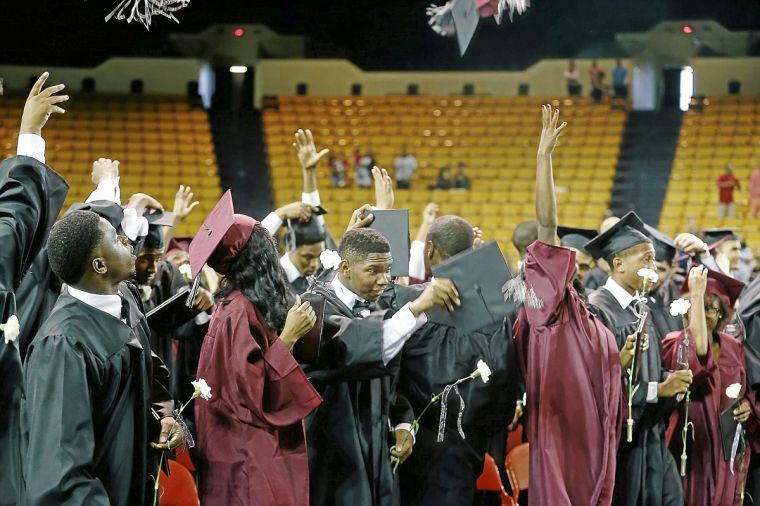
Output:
[293, 129, 329, 171]
[410, 278, 460, 316]
[20, 72, 69, 135]
[473, 227, 485, 248]
[91, 158, 120, 185]
[373, 166, 394, 209]
[537, 104, 567, 157]
[173, 185, 200, 222]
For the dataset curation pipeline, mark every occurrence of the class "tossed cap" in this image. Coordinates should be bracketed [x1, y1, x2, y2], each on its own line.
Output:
[584, 211, 651, 260]
[643, 224, 677, 263]
[368, 209, 410, 277]
[557, 225, 597, 255]
[188, 190, 257, 278]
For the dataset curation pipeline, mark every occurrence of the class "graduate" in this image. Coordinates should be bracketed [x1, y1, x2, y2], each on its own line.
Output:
[0, 72, 70, 504]
[702, 228, 743, 276]
[509, 105, 623, 505]
[303, 223, 460, 506]
[586, 212, 692, 506]
[281, 217, 327, 294]
[662, 266, 753, 506]
[386, 214, 519, 506]
[192, 191, 322, 506]
[21, 210, 181, 505]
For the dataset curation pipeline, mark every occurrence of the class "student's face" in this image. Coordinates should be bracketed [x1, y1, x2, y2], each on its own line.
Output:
[650, 259, 674, 292]
[572, 249, 595, 282]
[96, 218, 136, 282]
[134, 248, 164, 285]
[614, 242, 656, 291]
[291, 243, 325, 277]
[717, 240, 742, 270]
[704, 293, 724, 335]
[342, 253, 392, 302]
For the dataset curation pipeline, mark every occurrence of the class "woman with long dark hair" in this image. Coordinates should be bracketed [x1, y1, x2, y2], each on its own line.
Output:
[193, 205, 322, 506]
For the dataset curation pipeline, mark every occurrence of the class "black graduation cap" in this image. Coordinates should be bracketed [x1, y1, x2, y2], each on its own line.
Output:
[66, 200, 124, 231]
[643, 224, 677, 263]
[427, 241, 513, 334]
[285, 216, 327, 250]
[557, 225, 597, 255]
[142, 210, 175, 251]
[368, 209, 410, 277]
[584, 211, 651, 261]
[702, 228, 740, 246]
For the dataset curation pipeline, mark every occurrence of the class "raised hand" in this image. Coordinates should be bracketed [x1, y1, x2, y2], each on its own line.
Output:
[674, 233, 709, 256]
[173, 185, 200, 222]
[293, 129, 330, 171]
[275, 202, 318, 222]
[346, 204, 375, 233]
[372, 166, 395, 210]
[410, 278, 461, 316]
[280, 296, 317, 349]
[687, 265, 708, 297]
[537, 104, 567, 157]
[91, 158, 120, 185]
[422, 203, 439, 226]
[472, 227, 485, 248]
[126, 193, 164, 216]
[20, 72, 69, 136]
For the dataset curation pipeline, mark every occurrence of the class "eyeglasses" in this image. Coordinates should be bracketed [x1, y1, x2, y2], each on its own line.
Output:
[704, 306, 722, 317]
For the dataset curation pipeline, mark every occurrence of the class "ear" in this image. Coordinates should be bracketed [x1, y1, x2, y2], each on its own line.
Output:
[339, 258, 350, 278]
[425, 240, 435, 260]
[92, 257, 107, 275]
[613, 255, 625, 273]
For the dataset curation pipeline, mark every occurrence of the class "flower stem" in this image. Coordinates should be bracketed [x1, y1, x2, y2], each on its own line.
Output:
[153, 452, 165, 506]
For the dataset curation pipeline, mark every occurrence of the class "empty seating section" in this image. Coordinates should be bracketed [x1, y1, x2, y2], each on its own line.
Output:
[0, 94, 220, 236]
[660, 95, 760, 245]
[264, 95, 624, 262]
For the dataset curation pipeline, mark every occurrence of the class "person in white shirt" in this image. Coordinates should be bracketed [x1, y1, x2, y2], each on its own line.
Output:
[393, 147, 418, 189]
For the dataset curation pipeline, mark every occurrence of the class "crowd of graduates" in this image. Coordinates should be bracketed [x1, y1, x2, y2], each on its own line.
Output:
[2, 72, 760, 506]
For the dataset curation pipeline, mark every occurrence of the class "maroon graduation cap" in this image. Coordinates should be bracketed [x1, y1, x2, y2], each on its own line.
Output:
[186, 191, 257, 304]
[681, 267, 746, 311]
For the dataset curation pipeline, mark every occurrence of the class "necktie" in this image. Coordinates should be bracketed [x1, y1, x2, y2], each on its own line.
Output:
[352, 300, 373, 318]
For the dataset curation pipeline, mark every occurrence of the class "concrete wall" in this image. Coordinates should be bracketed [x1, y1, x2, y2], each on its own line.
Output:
[0, 58, 201, 94]
[690, 57, 760, 95]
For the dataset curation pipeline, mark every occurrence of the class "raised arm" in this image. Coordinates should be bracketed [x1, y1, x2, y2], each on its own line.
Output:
[535, 105, 566, 245]
[293, 129, 329, 195]
[373, 166, 395, 210]
[686, 266, 709, 357]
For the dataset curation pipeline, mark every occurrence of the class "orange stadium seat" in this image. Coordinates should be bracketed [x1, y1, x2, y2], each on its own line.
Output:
[264, 95, 625, 264]
[0, 93, 220, 236]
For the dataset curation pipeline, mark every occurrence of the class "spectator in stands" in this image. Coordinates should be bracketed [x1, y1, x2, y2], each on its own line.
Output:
[329, 153, 347, 188]
[393, 146, 418, 189]
[589, 59, 603, 96]
[454, 162, 471, 190]
[355, 150, 374, 188]
[429, 166, 453, 190]
[612, 59, 628, 99]
[716, 164, 741, 218]
[564, 60, 581, 96]
[750, 164, 760, 218]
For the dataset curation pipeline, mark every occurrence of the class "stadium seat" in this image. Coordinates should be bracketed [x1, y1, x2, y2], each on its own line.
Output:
[158, 459, 200, 506]
[505, 443, 529, 503]
[476, 453, 516, 506]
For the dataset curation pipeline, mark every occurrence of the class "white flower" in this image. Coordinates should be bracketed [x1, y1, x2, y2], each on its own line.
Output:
[178, 263, 192, 281]
[669, 298, 692, 317]
[191, 378, 212, 401]
[472, 360, 491, 384]
[1, 315, 20, 345]
[637, 268, 659, 283]
[320, 250, 342, 271]
[725, 383, 742, 400]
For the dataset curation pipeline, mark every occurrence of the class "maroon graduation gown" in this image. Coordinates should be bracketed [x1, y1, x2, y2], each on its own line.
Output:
[195, 291, 322, 506]
[663, 329, 751, 506]
[513, 241, 623, 505]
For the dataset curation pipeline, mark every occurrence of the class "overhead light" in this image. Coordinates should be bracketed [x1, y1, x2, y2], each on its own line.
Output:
[229, 66, 248, 74]
[233, 27, 246, 37]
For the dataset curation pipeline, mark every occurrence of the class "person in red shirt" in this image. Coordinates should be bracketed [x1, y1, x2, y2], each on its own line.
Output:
[749, 165, 760, 218]
[716, 164, 741, 218]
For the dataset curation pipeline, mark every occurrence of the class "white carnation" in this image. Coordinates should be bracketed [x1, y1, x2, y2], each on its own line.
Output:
[191, 378, 212, 401]
[637, 268, 659, 283]
[473, 360, 492, 384]
[725, 383, 742, 400]
[320, 250, 342, 271]
[1, 315, 20, 345]
[178, 263, 192, 281]
[669, 298, 692, 317]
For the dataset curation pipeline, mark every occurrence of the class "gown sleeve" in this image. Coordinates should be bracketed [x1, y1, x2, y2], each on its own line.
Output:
[522, 241, 577, 327]
[661, 328, 717, 393]
[223, 307, 321, 428]
[22, 336, 110, 505]
[150, 348, 175, 420]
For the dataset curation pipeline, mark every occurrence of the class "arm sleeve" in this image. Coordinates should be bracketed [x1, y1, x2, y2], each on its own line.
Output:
[381, 303, 427, 365]
[227, 314, 321, 428]
[23, 337, 110, 505]
[408, 240, 426, 280]
[302, 190, 325, 227]
[16, 134, 45, 164]
[86, 177, 121, 205]
[261, 212, 283, 236]
[523, 241, 576, 327]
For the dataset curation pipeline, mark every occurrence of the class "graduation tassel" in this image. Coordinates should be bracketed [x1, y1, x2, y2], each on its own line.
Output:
[437, 384, 466, 442]
[678, 329, 693, 477]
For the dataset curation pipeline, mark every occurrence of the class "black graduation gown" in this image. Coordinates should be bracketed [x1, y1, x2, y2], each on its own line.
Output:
[0, 155, 68, 505]
[379, 283, 519, 506]
[304, 281, 412, 506]
[648, 278, 685, 342]
[583, 266, 609, 291]
[15, 249, 61, 360]
[20, 284, 174, 505]
[588, 287, 683, 506]
[739, 275, 760, 391]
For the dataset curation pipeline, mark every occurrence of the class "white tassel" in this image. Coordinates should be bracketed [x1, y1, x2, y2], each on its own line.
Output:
[502, 276, 544, 310]
[496, 0, 530, 24]
[106, 0, 191, 29]
[437, 384, 467, 442]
